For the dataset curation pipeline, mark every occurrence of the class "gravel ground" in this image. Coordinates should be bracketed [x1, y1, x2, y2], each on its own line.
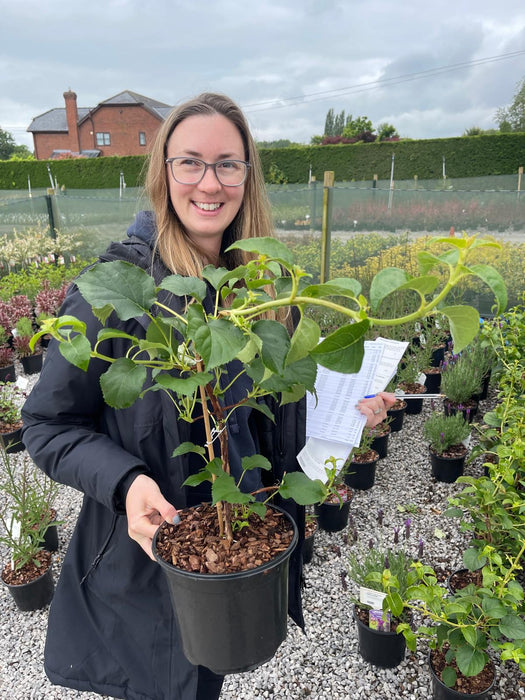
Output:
[1, 369, 525, 700]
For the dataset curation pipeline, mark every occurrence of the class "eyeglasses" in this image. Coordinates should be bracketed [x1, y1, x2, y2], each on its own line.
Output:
[165, 157, 250, 187]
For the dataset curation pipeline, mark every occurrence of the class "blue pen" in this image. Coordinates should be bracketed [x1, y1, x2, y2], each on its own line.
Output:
[364, 394, 376, 398]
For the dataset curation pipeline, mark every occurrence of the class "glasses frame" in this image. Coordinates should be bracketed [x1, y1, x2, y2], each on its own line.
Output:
[165, 157, 251, 187]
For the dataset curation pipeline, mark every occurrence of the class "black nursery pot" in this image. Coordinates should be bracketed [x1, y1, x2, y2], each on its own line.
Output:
[0, 363, 16, 383]
[428, 651, 496, 699]
[353, 607, 406, 668]
[429, 447, 467, 483]
[387, 402, 406, 432]
[3, 562, 54, 612]
[424, 370, 442, 394]
[43, 523, 59, 552]
[405, 395, 424, 415]
[314, 496, 351, 533]
[1, 426, 24, 454]
[20, 353, 43, 375]
[153, 506, 298, 675]
[344, 453, 379, 491]
[302, 531, 315, 564]
[371, 431, 390, 460]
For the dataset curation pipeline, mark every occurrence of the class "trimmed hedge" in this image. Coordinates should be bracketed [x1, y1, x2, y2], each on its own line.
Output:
[0, 133, 524, 189]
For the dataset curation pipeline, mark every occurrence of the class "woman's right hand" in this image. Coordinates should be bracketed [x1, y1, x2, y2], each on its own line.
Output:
[125, 474, 178, 560]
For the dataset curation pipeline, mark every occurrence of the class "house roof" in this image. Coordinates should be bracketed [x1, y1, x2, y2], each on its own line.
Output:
[27, 90, 173, 133]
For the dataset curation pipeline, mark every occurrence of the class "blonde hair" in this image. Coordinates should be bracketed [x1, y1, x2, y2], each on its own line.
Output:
[145, 92, 273, 276]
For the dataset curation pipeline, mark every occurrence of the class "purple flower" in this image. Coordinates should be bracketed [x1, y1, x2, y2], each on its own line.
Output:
[418, 538, 424, 559]
[384, 554, 390, 569]
[393, 526, 400, 545]
[404, 518, 411, 540]
[377, 508, 384, 526]
[368, 538, 375, 550]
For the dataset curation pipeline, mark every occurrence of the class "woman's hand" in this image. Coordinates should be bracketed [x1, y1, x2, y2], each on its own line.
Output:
[356, 391, 397, 427]
[125, 474, 179, 560]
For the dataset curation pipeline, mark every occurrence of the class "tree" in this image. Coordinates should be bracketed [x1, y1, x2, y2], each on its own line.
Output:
[495, 77, 525, 132]
[0, 127, 16, 160]
[333, 110, 345, 136]
[376, 122, 399, 141]
[342, 115, 374, 139]
[323, 108, 345, 136]
[9, 144, 34, 159]
[324, 108, 335, 137]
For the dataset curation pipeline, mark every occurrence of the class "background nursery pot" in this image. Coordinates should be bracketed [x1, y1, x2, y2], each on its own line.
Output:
[314, 485, 353, 533]
[387, 399, 407, 432]
[153, 504, 298, 675]
[353, 606, 407, 668]
[2, 552, 54, 612]
[429, 445, 468, 483]
[344, 450, 379, 490]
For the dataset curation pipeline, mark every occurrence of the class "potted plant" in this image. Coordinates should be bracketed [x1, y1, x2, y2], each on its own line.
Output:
[347, 514, 419, 668]
[394, 542, 525, 699]
[13, 316, 43, 375]
[423, 411, 471, 482]
[344, 427, 380, 490]
[0, 449, 58, 611]
[0, 327, 16, 383]
[395, 345, 428, 415]
[0, 381, 25, 453]
[33, 234, 505, 673]
[440, 353, 483, 423]
[314, 459, 354, 533]
[369, 417, 392, 460]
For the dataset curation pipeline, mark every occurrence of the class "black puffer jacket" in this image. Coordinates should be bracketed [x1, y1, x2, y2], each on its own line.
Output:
[21, 215, 306, 700]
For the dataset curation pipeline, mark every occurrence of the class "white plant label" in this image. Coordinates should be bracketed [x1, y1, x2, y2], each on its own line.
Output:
[359, 586, 386, 609]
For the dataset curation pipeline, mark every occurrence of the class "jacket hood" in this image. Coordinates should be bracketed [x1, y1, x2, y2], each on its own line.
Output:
[126, 210, 156, 244]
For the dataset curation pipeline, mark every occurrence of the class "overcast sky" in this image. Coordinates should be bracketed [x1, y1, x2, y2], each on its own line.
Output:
[1, 0, 524, 151]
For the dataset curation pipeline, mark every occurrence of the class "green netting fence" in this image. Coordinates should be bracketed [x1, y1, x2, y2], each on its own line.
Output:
[0, 174, 523, 262]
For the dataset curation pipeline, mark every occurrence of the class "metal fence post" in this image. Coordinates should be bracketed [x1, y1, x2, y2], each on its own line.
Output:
[45, 188, 58, 240]
[320, 171, 334, 283]
[310, 177, 317, 231]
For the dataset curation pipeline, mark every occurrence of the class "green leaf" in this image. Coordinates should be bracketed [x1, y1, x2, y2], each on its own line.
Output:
[395, 274, 440, 297]
[155, 372, 213, 396]
[441, 666, 457, 688]
[385, 592, 404, 617]
[159, 274, 207, 302]
[281, 384, 307, 406]
[99, 358, 148, 408]
[227, 236, 295, 266]
[241, 454, 272, 471]
[252, 319, 291, 373]
[183, 471, 212, 487]
[211, 472, 252, 505]
[462, 548, 487, 571]
[300, 278, 361, 300]
[310, 320, 368, 373]
[468, 263, 507, 314]
[369, 268, 410, 311]
[279, 472, 326, 505]
[455, 646, 487, 678]
[242, 398, 275, 422]
[481, 597, 508, 619]
[96, 328, 139, 344]
[287, 316, 321, 365]
[194, 318, 247, 369]
[439, 305, 480, 353]
[172, 442, 206, 458]
[461, 626, 478, 647]
[76, 260, 157, 320]
[202, 264, 249, 291]
[250, 502, 267, 519]
[58, 334, 92, 371]
[499, 614, 525, 640]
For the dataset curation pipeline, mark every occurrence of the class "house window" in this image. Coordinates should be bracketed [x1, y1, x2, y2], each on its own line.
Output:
[139, 131, 146, 146]
[96, 132, 111, 146]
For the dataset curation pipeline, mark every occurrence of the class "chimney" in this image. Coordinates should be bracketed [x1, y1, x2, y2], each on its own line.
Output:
[63, 89, 80, 153]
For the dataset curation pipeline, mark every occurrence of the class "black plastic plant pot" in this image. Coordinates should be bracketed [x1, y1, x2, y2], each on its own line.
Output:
[387, 403, 406, 432]
[152, 506, 298, 675]
[429, 448, 467, 483]
[353, 607, 406, 668]
[3, 562, 54, 612]
[0, 364, 16, 383]
[371, 431, 390, 460]
[43, 524, 59, 552]
[431, 346, 446, 368]
[1, 427, 24, 454]
[429, 652, 496, 699]
[302, 531, 315, 564]
[344, 457, 378, 491]
[21, 353, 43, 375]
[405, 396, 424, 415]
[314, 498, 351, 533]
[424, 370, 442, 394]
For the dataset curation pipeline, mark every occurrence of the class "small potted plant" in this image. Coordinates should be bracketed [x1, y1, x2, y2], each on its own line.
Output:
[423, 411, 471, 482]
[0, 449, 59, 611]
[314, 458, 354, 533]
[0, 381, 25, 453]
[395, 345, 428, 415]
[13, 316, 43, 375]
[347, 513, 419, 668]
[440, 353, 483, 422]
[0, 340, 16, 383]
[369, 417, 392, 460]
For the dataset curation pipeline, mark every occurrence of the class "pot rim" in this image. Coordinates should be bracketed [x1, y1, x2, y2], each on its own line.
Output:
[152, 503, 298, 581]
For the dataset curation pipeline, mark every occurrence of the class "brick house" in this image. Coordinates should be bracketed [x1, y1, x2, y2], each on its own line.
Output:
[27, 90, 173, 160]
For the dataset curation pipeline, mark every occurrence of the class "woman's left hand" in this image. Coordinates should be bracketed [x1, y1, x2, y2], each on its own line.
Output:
[356, 391, 397, 427]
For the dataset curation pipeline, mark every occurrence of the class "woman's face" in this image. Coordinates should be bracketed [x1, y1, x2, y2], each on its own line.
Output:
[166, 113, 246, 256]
